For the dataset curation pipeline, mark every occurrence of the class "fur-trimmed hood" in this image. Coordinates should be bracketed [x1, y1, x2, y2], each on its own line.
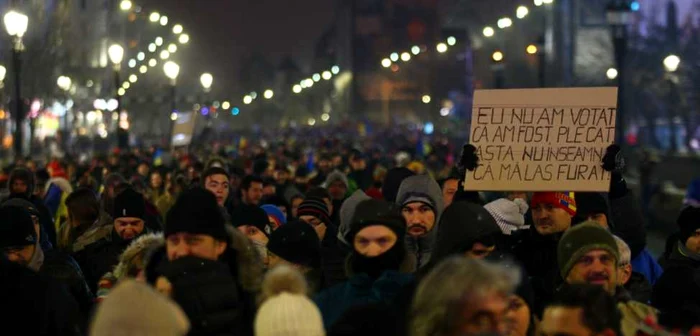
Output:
[224, 225, 264, 293]
[112, 232, 165, 280]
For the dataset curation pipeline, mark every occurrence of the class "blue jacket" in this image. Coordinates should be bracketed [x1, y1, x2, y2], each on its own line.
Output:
[631, 248, 663, 286]
[314, 270, 414, 328]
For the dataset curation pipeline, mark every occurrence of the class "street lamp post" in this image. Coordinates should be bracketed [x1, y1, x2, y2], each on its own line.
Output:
[4, 10, 29, 157]
[108, 44, 124, 127]
[163, 61, 180, 147]
[663, 54, 681, 153]
[56, 76, 72, 130]
[606, 0, 632, 146]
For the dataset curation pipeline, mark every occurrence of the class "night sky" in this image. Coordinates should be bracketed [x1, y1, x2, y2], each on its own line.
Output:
[139, 0, 336, 95]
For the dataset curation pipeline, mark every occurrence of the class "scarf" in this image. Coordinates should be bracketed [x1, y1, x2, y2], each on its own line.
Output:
[27, 241, 45, 272]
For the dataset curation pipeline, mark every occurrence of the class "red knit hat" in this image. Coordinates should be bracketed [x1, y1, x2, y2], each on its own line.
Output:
[531, 192, 577, 217]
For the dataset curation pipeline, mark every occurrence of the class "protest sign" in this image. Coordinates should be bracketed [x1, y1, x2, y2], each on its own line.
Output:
[464, 87, 617, 192]
[171, 111, 197, 149]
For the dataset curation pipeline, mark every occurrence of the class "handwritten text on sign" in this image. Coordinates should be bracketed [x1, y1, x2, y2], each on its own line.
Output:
[464, 88, 617, 192]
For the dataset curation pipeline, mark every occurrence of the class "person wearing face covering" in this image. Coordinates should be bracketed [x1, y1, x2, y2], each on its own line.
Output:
[314, 199, 414, 328]
[0, 205, 94, 330]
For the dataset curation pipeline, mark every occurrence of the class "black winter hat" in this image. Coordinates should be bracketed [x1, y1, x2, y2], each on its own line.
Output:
[432, 201, 501, 262]
[3, 198, 40, 217]
[165, 187, 228, 242]
[267, 220, 321, 269]
[0, 205, 37, 249]
[381, 167, 414, 203]
[231, 204, 271, 237]
[677, 206, 700, 244]
[202, 167, 229, 184]
[113, 188, 146, 220]
[574, 192, 613, 227]
[346, 199, 405, 244]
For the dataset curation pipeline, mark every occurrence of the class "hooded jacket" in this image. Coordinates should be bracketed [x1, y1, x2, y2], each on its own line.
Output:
[151, 225, 263, 336]
[337, 190, 372, 248]
[395, 174, 444, 270]
[431, 201, 502, 263]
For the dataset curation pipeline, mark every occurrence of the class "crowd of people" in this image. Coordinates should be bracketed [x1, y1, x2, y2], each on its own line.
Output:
[1, 131, 699, 336]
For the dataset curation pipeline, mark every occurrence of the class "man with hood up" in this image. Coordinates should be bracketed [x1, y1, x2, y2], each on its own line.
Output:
[395, 174, 444, 270]
[314, 199, 414, 328]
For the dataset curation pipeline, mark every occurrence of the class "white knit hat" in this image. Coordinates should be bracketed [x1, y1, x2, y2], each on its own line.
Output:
[484, 198, 529, 235]
[255, 293, 325, 336]
[255, 265, 325, 336]
[90, 279, 190, 336]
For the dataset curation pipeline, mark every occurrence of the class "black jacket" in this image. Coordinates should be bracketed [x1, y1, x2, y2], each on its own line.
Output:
[73, 229, 144, 294]
[159, 256, 256, 336]
[624, 271, 652, 304]
[321, 223, 349, 289]
[509, 226, 564, 317]
[41, 250, 95, 321]
[1, 259, 82, 336]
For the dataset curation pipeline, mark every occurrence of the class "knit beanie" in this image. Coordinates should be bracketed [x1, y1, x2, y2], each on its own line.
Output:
[113, 188, 146, 220]
[382, 167, 414, 203]
[531, 192, 577, 217]
[296, 197, 331, 226]
[90, 279, 190, 336]
[574, 192, 613, 228]
[323, 170, 349, 189]
[484, 198, 529, 235]
[261, 204, 287, 226]
[0, 205, 37, 249]
[267, 220, 321, 269]
[255, 265, 324, 336]
[164, 187, 228, 242]
[557, 221, 619, 279]
[231, 204, 272, 237]
[347, 199, 405, 244]
[677, 206, 700, 244]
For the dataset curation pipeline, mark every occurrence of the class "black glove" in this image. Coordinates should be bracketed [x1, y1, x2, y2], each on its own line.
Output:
[602, 144, 627, 198]
[457, 144, 479, 173]
[602, 144, 625, 173]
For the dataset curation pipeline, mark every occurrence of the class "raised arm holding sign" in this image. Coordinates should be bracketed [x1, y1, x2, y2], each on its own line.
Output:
[464, 87, 617, 192]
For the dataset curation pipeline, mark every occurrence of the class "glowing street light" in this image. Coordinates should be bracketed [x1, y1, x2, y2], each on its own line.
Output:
[322, 71, 332, 80]
[127, 59, 136, 68]
[159, 15, 168, 26]
[312, 73, 321, 82]
[497, 17, 513, 28]
[159, 50, 170, 60]
[155, 37, 164, 46]
[534, 0, 544, 6]
[243, 95, 253, 104]
[516, 6, 529, 19]
[139, 65, 148, 74]
[263, 89, 274, 99]
[168, 43, 177, 53]
[390, 52, 399, 62]
[542, 0, 553, 3]
[304, 78, 314, 87]
[128, 74, 138, 83]
[163, 61, 180, 81]
[108, 44, 124, 65]
[148, 43, 156, 52]
[137, 52, 145, 61]
[492, 51, 504, 62]
[149, 12, 160, 22]
[148, 59, 157, 67]
[57, 76, 72, 91]
[526, 44, 538, 54]
[663, 54, 681, 72]
[436, 43, 448, 53]
[381, 58, 392, 68]
[606, 68, 618, 80]
[411, 45, 421, 55]
[172, 24, 183, 34]
[447, 36, 456, 46]
[120, 0, 132, 11]
[178, 34, 190, 44]
[483, 26, 495, 37]
[118, 88, 126, 96]
[170, 112, 178, 121]
[331, 65, 340, 74]
[222, 101, 230, 110]
[421, 95, 431, 104]
[321, 113, 330, 122]
[0, 65, 6, 83]
[200, 73, 213, 91]
[401, 52, 411, 62]
[292, 84, 302, 93]
[307, 118, 316, 126]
